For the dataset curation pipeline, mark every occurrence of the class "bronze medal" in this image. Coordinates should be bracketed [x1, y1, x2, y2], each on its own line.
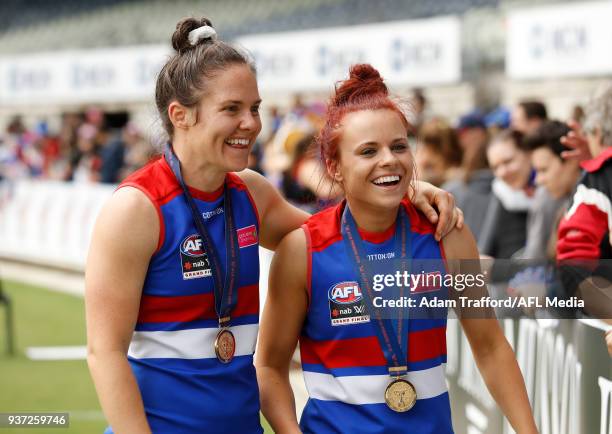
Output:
[384, 378, 417, 412]
[214, 328, 235, 363]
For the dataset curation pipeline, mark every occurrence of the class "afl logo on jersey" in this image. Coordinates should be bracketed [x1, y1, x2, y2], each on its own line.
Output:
[181, 234, 205, 257]
[328, 282, 363, 304]
[179, 234, 211, 279]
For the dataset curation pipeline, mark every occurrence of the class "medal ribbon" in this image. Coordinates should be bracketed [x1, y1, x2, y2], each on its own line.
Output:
[164, 144, 240, 327]
[340, 202, 411, 378]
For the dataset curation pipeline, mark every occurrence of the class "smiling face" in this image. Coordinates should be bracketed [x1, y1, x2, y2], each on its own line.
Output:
[188, 64, 262, 172]
[487, 138, 532, 190]
[331, 109, 412, 213]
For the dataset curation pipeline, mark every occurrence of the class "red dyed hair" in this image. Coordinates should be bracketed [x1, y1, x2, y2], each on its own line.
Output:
[317, 64, 411, 170]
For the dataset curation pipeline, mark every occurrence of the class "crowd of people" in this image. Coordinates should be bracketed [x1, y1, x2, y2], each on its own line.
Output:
[0, 109, 152, 183]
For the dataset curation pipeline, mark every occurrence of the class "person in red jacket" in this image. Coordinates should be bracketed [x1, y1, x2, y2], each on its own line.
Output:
[557, 84, 612, 322]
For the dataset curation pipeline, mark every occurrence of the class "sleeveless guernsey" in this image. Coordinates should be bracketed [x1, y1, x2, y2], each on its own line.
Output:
[107, 156, 262, 434]
[299, 200, 453, 434]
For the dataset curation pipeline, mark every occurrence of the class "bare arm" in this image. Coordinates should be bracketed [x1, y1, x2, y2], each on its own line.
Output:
[85, 187, 158, 434]
[443, 227, 537, 434]
[256, 229, 309, 433]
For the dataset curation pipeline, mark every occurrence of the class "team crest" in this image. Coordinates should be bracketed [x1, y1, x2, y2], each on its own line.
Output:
[179, 234, 212, 280]
[328, 281, 370, 326]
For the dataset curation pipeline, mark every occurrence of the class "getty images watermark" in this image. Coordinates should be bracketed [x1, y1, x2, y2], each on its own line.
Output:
[334, 259, 610, 320]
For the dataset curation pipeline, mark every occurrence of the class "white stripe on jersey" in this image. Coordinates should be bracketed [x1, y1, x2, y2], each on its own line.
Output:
[303, 363, 447, 404]
[128, 323, 258, 359]
[566, 184, 612, 230]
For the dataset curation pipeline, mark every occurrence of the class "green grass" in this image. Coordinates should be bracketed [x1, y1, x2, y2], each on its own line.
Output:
[0, 280, 105, 433]
[0, 280, 273, 433]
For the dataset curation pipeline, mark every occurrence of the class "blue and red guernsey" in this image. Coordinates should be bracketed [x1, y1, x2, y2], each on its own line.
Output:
[110, 156, 262, 434]
[299, 199, 453, 434]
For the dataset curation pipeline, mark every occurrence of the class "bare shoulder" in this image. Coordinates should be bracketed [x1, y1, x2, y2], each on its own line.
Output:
[235, 168, 272, 192]
[274, 227, 307, 265]
[271, 228, 307, 285]
[441, 225, 479, 261]
[89, 186, 159, 262]
[235, 169, 275, 208]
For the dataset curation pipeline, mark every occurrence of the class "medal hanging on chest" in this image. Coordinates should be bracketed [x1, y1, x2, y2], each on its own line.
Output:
[340, 202, 417, 412]
[165, 144, 240, 364]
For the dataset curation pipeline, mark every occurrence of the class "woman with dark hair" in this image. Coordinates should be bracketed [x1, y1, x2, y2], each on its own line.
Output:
[256, 64, 536, 434]
[85, 18, 463, 434]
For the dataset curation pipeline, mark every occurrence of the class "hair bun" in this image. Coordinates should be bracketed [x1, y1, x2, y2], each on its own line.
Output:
[171, 17, 215, 53]
[333, 64, 388, 107]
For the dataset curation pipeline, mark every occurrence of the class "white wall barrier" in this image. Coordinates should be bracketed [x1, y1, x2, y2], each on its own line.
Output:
[0, 180, 114, 270]
[447, 318, 612, 434]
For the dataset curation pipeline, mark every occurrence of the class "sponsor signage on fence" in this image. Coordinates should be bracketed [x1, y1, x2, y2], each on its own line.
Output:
[237, 16, 461, 92]
[507, 1, 612, 79]
[0, 45, 169, 106]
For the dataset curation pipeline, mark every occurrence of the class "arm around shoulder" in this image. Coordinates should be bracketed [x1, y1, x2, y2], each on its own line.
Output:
[85, 186, 159, 434]
[237, 169, 310, 250]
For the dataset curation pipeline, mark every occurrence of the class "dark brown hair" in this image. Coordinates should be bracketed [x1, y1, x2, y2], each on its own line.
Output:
[418, 119, 462, 167]
[155, 17, 256, 137]
[522, 120, 571, 157]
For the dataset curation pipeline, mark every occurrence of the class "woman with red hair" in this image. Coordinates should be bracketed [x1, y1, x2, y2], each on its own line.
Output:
[256, 64, 537, 433]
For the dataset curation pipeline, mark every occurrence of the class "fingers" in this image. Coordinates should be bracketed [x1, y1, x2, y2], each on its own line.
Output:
[560, 149, 581, 160]
[606, 330, 612, 357]
[433, 191, 455, 241]
[560, 130, 591, 162]
[455, 207, 464, 230]
[420, 201, 438, 225]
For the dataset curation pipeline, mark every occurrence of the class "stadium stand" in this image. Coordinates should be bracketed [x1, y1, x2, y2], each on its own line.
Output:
[0, 0, 503, 55]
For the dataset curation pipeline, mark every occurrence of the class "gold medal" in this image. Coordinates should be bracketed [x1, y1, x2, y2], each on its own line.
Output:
[214, 328, 235, 363]
[384, 378, 417, 412]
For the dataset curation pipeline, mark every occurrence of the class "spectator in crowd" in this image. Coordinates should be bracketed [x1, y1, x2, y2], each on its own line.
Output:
[511, 100, 547, 135]
[443, 111, 493, 241]
[70, 123, 101, 183]
[118, 123, 152, 181]
[480, 129, 532, 259]
[408, 87, 428, 130]
[267, 105, 283, 135]
[484, 106, 511, 136]
[415, 118, 462, 186]
[557, 84, 612, 319]
[281, 134, 341, 213]
[97, 119, 126, 184]
[526, 120, 578, 203]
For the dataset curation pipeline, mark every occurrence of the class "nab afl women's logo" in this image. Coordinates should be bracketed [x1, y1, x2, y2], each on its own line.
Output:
[181, 234, 204, 257]
[328, 281, 370, 326]
[179, 234, 211, 280]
